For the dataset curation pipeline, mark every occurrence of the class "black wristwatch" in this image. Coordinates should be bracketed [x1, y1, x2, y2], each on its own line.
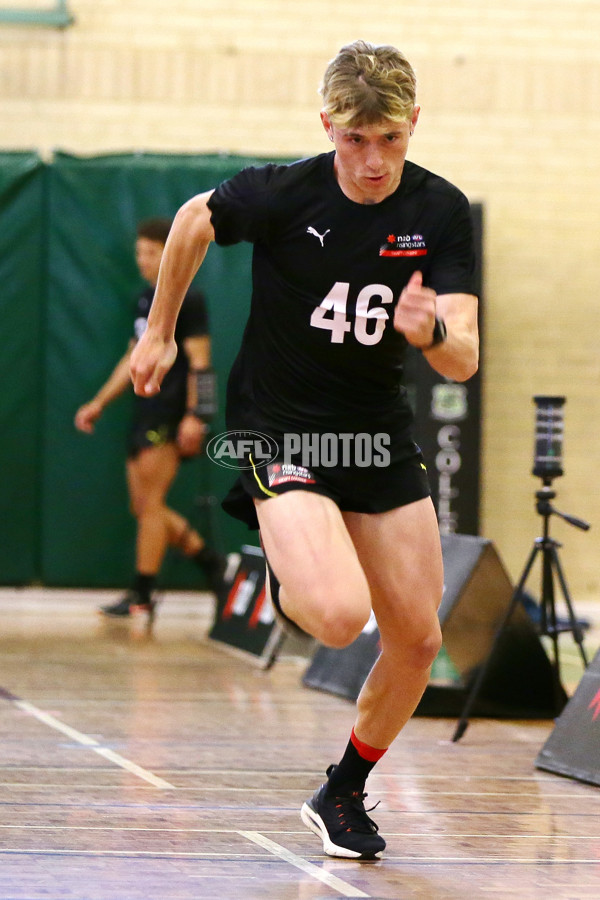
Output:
[424, 316, 447, 349]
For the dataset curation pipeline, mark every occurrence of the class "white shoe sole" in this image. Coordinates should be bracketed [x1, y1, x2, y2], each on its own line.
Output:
[301, 801, 382, 859]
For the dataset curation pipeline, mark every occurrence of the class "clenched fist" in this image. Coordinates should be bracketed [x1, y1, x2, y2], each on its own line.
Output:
[130, 327, 178, 397]
[393, 270, 437, 349]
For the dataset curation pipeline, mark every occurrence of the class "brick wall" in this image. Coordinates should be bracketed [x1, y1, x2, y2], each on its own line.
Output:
[2, 0, 599, 599]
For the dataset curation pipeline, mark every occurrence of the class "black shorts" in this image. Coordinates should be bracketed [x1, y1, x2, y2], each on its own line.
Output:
[221, 441, 431, 530]
[127, 415, 181, 459]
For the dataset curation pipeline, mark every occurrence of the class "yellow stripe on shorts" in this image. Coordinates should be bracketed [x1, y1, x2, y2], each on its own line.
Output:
[249, 454, 278, 498]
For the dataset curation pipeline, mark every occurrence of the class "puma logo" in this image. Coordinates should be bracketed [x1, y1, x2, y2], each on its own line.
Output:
[307, 226, 331, 247]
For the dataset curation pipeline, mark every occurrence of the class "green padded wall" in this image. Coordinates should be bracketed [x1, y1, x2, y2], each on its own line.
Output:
[42, 152, 271, 587]
[0, 154, 45, 584]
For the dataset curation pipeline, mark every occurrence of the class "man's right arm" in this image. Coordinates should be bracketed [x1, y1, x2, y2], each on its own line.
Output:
[74, 341, 135, 433]
[130, 189, 216, 398]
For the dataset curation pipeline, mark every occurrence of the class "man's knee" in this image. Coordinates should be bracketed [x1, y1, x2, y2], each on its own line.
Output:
[378, 613, 442, 669]
[401, 622, 443, 670]
[313, 593, 372, 650]
[131, 496, 164, 521]
[128, 494, 141, 517]
[129, 494, 152, 518]
[414, 629, 443, 670]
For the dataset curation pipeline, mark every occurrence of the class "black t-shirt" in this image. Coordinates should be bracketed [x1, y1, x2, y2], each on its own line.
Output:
[208, 152, 476, 448]
[132, 285, 209, 420]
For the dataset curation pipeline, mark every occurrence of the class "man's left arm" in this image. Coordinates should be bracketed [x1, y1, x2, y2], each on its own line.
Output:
[393, 270, 478, 383]
[422, 291, 479, 382]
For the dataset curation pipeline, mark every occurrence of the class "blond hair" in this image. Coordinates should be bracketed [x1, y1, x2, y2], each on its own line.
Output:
[320, 40, 416, 128]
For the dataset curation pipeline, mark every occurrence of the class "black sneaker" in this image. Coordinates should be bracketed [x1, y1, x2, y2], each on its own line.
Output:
[301, 765, 386, 859]
[100, 594, 157, 621]
[99, 595, 133, 618]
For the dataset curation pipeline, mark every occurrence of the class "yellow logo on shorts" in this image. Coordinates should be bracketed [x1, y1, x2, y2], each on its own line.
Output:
[146, 427, 169, 446]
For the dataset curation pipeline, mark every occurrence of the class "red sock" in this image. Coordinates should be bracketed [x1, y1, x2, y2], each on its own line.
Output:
[326, 727, 388, 793]
[350, 727, 387, 762]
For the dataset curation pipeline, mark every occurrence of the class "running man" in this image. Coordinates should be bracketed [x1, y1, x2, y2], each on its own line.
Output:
[129, 42, 479, 857]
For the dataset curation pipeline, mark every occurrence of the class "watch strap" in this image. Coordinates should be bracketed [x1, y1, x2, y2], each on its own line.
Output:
[424, 316, 447, 349]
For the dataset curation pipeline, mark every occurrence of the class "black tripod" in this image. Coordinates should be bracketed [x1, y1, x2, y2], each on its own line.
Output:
[452, 480, 590, 742]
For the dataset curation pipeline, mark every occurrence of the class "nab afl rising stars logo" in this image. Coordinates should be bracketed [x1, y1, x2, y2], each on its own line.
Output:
[380, 233, 428, 257]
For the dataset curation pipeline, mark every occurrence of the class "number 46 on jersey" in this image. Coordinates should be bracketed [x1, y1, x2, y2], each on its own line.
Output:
[310, 282, 395, 346]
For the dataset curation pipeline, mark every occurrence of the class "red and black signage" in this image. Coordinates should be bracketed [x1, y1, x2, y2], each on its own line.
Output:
[209, 545, 284, 666]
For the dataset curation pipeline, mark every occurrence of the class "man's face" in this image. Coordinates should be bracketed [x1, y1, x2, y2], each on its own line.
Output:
[321, 107, 420, 205]
[135, 237, 164, 286]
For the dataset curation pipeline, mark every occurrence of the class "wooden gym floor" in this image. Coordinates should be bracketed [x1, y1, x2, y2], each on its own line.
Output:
[0, 587, 599, 900]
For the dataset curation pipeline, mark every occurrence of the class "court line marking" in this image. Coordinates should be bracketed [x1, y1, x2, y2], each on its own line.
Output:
[239, 831, 370, 897]
[0, 765, 576, 782]
[3, 694, 175, 790]
[1, 847, 600, 865]
[0, 782, 597, 801]
[2, 824, 599, 841]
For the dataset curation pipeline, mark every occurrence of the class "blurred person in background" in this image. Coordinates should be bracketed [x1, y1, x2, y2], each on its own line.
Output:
[75, 217, 225, 620]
